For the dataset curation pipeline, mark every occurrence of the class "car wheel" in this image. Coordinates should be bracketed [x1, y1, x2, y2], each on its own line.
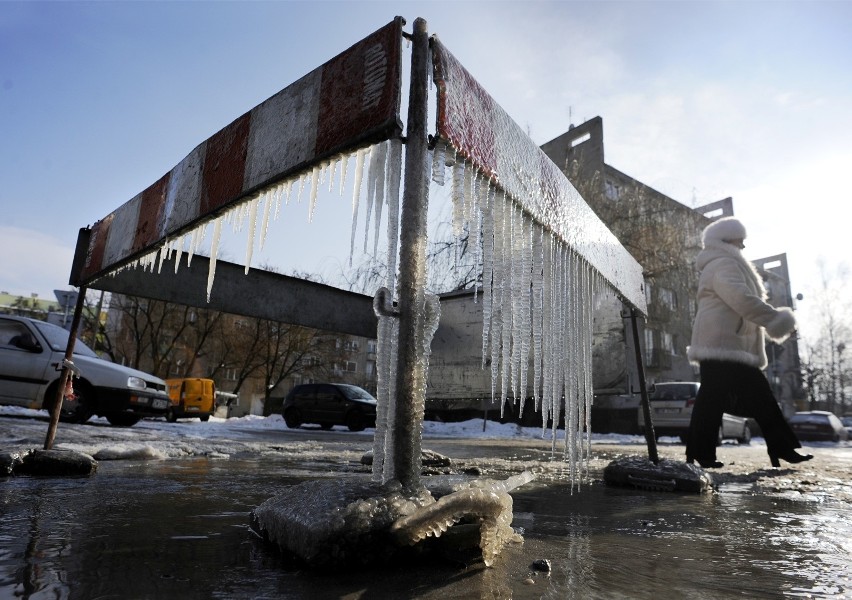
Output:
[346, 410, 366, 432]
[200, 415, 210, 422]
[284, 408, 302, 429]
[106, 413, 141, 427]
[739, 423, 752, 445]
[716, 427, 724, 446]
[46, 381, 95, 424]
[320, 422, 334, 430]
[165, 408, 178, 423]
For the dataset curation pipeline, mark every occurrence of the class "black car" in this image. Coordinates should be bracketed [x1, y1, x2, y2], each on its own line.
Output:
[282, 383, 377, 432]
[788, 411, 849, 442]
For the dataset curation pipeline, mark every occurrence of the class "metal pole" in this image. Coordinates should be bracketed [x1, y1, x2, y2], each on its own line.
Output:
[44, 286, 88, 450]
[393, 17, 430, 489]
[630, 306, 658, 464]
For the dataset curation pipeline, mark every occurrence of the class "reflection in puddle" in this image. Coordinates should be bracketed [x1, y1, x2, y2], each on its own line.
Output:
[0, 457, 849, 599]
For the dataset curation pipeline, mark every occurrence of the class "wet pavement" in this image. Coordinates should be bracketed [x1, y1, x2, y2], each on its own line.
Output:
[1, 414, 851, 599]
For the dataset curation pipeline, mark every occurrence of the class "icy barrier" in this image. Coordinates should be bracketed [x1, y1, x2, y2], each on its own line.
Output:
[62, 14, 650, 571]
[249, 471, 535, 567]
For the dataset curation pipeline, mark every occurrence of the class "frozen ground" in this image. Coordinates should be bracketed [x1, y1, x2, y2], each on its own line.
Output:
[3, 405, 851, 504]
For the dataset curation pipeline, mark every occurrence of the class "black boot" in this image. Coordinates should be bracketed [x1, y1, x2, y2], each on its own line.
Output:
[769, 450, 813, 468]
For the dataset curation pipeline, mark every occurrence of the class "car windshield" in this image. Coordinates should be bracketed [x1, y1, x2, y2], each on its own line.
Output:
[789, 413, 828, 424]
[651, 384, 697, 400]
[32, 320, 98, 358]
[337, 385, 376, 402]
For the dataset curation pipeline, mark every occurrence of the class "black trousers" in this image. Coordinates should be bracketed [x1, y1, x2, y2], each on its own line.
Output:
[685, 360, 801, 461]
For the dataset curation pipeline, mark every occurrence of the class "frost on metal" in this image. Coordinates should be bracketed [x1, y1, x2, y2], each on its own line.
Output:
[77, 17, 404, 289]
[430, 39, 647, 487]
[103, 140, 403, 303]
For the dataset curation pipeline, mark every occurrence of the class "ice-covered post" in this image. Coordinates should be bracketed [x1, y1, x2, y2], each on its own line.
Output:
[393, 17, 430, 489]
[44, 286, 88, 450]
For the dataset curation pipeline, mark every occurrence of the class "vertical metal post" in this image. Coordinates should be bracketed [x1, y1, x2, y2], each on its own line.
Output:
[630, 306, 659, 464]
[44, 286, 88, 450]
[393, 17, 430, 489]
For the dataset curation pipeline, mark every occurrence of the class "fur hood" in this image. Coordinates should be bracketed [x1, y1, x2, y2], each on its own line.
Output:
[687, 228, 796, 369]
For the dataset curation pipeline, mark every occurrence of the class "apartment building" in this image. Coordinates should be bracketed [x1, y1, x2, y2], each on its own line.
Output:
[541, 117, 803, 420]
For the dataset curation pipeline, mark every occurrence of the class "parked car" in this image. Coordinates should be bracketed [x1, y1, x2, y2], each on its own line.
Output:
[788, 411, 849, 442]
[842, 416, 852, 439]
[165, 377, 216, 422]
[637, 381, 753, 444]
[282, 383, 377, 432]
[0, 315, 170, 426]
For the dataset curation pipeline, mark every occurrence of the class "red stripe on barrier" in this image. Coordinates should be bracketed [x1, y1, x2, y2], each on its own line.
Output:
[200, 113, 250, 216]
[316, 18, 403, 156]
[432, 39, 499, 180]
[81, 215, 112, 280]
[133, 173, 170, 255]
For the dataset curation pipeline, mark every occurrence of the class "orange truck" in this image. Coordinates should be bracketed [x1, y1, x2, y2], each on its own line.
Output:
[165, 378, 216, 422]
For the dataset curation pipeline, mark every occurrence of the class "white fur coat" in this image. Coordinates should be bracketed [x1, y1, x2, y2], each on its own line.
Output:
[686, 240, 796, 370]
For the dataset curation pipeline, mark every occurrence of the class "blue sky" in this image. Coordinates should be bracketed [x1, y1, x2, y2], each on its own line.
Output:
[1, 1, 850, 343]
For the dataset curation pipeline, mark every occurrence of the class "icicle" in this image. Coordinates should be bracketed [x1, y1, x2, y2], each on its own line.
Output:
[517, 216, 533, 419]
[307, 164, 321, 223]
[206, 216, 223, 302]
[259, 188, 274, 251]
[328, 159, 337, 193]
[339, 154, 349, 197]
[471, 176, 487, 302]
[431, 140, 446, 186]
[509, 205, 524, 403]
[349, 147, 368, 264]
[499, 193, 512, 417]
[363, 145, 380, 253]
[489, 188, 504, 406]
[480, 185, 495, 367]
[244, 195, 260, 274]
[156, 241, 168, 274]
[385, 139, 403, 295]
[371, 141, 389, 257]
[173, 237, 183, 274]
[451, 158, 466, 237]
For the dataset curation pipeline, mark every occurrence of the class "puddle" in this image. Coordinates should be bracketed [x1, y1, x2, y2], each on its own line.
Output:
[2, 456, 850, 598]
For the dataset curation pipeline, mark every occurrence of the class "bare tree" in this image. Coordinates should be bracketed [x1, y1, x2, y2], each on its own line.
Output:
[801, 259, 851, 414]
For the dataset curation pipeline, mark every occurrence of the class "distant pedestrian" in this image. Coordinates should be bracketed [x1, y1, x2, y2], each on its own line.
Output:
[685, 217, 812, 469]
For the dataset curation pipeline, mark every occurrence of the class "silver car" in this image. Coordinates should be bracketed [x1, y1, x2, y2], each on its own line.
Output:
[637, 381, 753, 444]
[0, 315, 170, 426]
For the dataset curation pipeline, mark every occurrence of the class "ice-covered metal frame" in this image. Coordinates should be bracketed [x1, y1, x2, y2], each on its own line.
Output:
[73, 18, 404, 287]
[431, 38, 646, 314]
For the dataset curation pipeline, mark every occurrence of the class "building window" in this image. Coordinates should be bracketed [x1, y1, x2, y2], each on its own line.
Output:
[367, 340, 377, 355]
[570, 132, 591, 147]
[301, 355, 321, 367]
[224, 368, 237, 381]
[644, 329, 655, 367]
[605, 180, 621, 201]
[645, 282, 653, 307]
[345, 361, 357, 373]
[365, 360, 375, 377]
[662, 332, 673, 355]
[659, 287, 677, 310]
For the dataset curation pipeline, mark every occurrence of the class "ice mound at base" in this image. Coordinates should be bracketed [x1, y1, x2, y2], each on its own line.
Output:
[249, 471, 535, 567]
[392, 471, 534, 566]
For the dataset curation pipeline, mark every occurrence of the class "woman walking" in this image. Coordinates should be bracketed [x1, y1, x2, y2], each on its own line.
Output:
[685, 217, 812, 469]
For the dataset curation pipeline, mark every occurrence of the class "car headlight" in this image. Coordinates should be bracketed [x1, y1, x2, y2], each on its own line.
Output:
[127, 376, 148, 390]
